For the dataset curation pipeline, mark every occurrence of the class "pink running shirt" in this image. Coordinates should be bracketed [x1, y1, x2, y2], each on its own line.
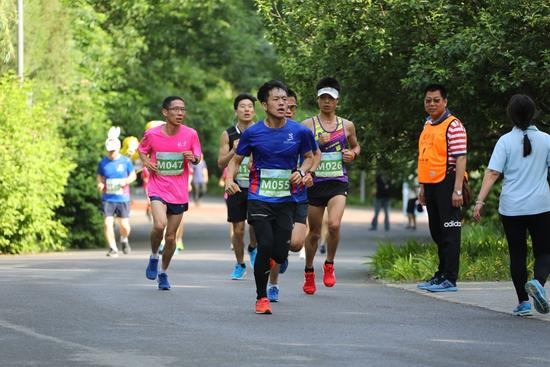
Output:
[138, 124, 202, 204]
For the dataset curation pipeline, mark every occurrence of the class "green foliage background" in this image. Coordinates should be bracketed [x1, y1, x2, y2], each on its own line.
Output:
[256, 0, 550, 178]
[0, 0, 279, 252]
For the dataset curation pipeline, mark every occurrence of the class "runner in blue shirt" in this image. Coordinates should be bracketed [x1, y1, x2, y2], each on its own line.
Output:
[225, 80, 314, 314]
[267, 89, 318, 302]
[97, 134, 137, 257]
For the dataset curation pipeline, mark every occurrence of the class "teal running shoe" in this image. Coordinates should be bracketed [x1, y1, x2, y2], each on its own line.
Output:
[146, 256, 159, 280]
[417, 275, 441, 290]
[157, 273, 170, 290]
[231, 264, 247, 280]
[267, 285, 279, 302]
[525, 279, 549, 314]
[512, 301, 532, 316]
[426, 279, 457, 292]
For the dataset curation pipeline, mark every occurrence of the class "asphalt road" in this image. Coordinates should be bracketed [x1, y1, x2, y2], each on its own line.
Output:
[2, 198, 550, 367]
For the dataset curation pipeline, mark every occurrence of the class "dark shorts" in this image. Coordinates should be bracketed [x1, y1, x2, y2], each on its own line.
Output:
[294, 201, 308, 224]
[150, 196, 188, 215]
[102, 201, 130, 218]
[307, 180, 349, 207]
[406, 198, 417, 214]
[226, 188, 248, 223]
[247, 200, 295, 231]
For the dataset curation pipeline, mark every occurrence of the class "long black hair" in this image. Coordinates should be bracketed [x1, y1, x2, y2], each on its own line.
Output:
[507, 94, 536, 157]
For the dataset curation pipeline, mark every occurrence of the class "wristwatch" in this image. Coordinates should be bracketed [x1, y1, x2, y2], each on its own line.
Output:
[298, 169, 306, 177]
[454, 190, 463, 196]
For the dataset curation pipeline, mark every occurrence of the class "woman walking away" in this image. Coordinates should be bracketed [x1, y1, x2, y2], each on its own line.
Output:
[474, 94, 550, 317]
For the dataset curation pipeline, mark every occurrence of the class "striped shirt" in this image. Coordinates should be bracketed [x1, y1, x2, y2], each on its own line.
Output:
[427, 111, 467, 166]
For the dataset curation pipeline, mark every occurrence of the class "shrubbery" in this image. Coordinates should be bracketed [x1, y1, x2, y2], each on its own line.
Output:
[371, 222, 531, 282]
[0, 77, 73, 253]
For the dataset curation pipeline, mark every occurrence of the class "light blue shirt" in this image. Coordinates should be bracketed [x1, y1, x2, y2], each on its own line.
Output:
[488, 126, 550, 216]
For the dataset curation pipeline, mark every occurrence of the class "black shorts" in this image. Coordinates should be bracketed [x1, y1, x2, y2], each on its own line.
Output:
[307, 180, 349, 207]
[150, 196, 188, 215]
[226, 188, 248, 223]
[247, 200, 295, 231]
[406, 198, 417, 214]
[102, 201, 130, 218]
[294, 201, 308, 224]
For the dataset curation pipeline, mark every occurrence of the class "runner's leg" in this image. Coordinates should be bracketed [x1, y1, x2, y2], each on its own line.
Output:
[104, 216, 117, 251]
[305, 205, 324, 268]
[325, 195, 346, 262]
[150, 200, 168, 254]
[232, 221, 246, 264]
[161, 212, 184, 272]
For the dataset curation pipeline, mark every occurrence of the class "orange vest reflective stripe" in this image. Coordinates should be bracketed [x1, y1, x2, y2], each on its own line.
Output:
[418, 115, 456, 184]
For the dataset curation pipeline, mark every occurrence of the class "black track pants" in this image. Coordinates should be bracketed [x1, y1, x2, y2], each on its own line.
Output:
[501, 212, 550, 303]
[424, 173, 462, 282]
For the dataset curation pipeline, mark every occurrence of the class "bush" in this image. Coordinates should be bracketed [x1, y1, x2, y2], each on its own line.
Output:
[0, 76, 73, 253]
[371, 222, 533, 282]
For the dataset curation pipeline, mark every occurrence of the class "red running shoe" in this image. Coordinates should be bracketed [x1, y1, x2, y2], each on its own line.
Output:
[303, 271, 316, 294]
[255, 297, 272, 314]
[269, 258, 276, 270]
[323, 262, 336, 287]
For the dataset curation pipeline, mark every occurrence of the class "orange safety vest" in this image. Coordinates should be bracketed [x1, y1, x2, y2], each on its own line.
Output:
[417, 115, 457, 184]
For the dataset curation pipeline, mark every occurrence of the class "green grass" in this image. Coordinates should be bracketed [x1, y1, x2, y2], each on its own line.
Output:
[371, 222, 534, 282]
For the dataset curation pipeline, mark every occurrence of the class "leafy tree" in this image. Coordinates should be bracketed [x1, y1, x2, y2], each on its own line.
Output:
[0, 76, 73, 254]
[256, 0, 550, 180]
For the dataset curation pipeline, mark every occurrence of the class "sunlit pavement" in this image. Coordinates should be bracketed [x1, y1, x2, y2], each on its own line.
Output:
[2, 196, 550, 367]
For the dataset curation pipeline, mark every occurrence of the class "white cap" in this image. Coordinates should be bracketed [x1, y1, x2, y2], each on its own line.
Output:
[105, 138, 121, 152]
[317, 87, 339, 99]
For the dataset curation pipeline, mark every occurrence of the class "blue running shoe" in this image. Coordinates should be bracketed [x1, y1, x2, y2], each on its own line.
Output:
[231, 264, 247, 280]
[249, 247, 257, 268]
[158, 273, 170, 290]
[417, 275, 440, 290]
[267, 285, 279, 302]
[279, 258, 289, 274]
[525, 279, 549, 314]
[426, 279, 457, 292]
[512, 301, 532, 316]
[146, 256, 159, 280]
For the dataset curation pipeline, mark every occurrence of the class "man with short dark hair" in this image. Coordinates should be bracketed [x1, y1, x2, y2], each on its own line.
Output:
[218, 93, 258, 280]
[417, 84, 467, 292]
[226, 80, 315, 314]
[139, 96, 202, 290]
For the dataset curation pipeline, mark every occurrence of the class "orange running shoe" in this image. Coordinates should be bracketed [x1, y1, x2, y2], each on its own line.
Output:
[255, 297, 272, 314]
[303, 271, 316, 294]
[323, 262, 336, 287]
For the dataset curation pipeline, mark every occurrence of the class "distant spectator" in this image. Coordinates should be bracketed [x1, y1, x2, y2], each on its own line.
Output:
[370, 172, 391, 231]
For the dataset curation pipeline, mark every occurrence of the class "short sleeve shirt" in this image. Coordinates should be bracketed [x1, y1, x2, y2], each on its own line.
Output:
[237, 120, 314, 203]
[97, 156, 135, 202]
[138, 124, 202, 204]
[488, 126, 550, 216]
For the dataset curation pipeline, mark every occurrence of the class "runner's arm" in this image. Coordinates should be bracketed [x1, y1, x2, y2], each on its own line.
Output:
[217, 131, 236, 169]
[125, 170, 137, 186]
[139, 151, 157, 172]
[96, 174, 105, 192]
[291, 150, 314, 185]
[343, 120, 361, 163]
[225, 155, 244, 195]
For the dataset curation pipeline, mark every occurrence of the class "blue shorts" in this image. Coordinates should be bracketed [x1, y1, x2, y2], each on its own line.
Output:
[294, 201, 308, 224]
[102, 201, 130, 218]
[150, 196, 188, 215]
